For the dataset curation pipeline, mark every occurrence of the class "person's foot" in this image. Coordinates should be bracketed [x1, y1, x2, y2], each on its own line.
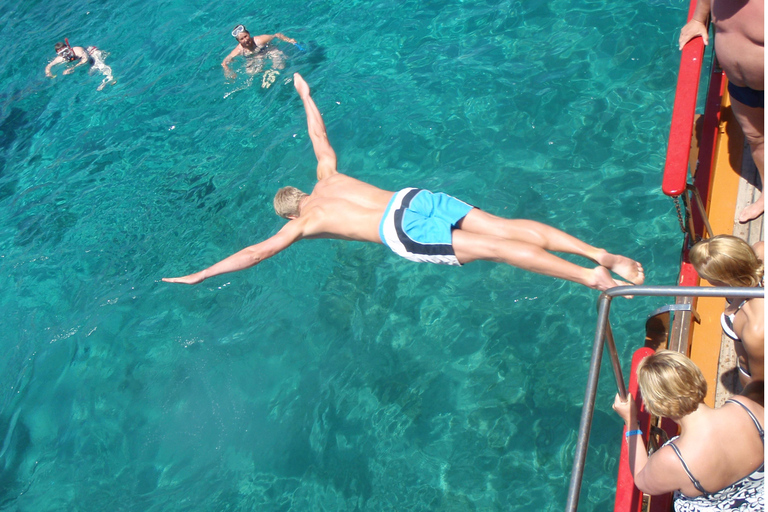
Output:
[590, 266, 633, 293]
[293, 73, 310, 97]
[596, 251, 644, 285]
[738, 194, 764, 223]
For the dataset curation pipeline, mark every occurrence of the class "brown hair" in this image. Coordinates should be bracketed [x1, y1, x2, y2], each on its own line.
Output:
[690, 235, 764, 287]
[636, 350, 707, 419]
[273, 186, 307, 219]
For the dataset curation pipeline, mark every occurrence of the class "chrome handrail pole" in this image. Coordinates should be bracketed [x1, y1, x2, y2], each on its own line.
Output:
[602, 285, 763, 300]
[565, 293, 614, 512]
[604, 320, 627, 400]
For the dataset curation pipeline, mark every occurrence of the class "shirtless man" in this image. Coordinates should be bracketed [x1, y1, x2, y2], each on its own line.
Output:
[222, 24, 297, 87]
[163, 73, 644, 291]
[679, 0, 764, 222]
[45, 40, 115, 91]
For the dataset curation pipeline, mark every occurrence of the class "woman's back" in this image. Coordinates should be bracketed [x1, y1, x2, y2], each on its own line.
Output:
[731, 298, 765, 381]
[667, 397, 763, 506]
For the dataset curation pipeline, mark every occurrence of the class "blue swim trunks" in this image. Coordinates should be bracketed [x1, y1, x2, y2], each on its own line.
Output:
[728, 82, 764, 109]
[379, 188, 474, 265]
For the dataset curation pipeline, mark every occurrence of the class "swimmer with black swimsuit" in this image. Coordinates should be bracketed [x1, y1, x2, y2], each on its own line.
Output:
[221, 24, 297, 88]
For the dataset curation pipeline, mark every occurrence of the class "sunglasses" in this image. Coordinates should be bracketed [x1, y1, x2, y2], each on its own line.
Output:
[231, 25, 246, 38]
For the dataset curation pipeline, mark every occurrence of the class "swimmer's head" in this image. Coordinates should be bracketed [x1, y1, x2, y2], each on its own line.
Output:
[54, 42, 75, 60]
[274, 186, 308, 219]
[232, 24, 251, 44]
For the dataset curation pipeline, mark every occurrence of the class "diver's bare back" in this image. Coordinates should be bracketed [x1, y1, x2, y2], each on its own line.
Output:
[300, 173, 395, 243]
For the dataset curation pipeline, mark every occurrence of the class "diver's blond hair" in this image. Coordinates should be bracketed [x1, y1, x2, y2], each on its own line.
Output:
[690, 235, 764, 287]
[636, 350, 706, 419]
[273, 186, 308, 219]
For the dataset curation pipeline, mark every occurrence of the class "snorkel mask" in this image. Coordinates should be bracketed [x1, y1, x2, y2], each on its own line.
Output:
[57, 46, 75, 60]
[56, 38, 77, 61]
[231, 25, 246, 38]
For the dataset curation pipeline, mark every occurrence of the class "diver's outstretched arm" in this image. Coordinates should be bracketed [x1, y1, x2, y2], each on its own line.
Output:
[163, 222, 303, 285]
[294, 73, 338, 181]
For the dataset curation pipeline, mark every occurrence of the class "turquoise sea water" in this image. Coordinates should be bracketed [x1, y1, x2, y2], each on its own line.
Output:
[1, 0, 688, 510]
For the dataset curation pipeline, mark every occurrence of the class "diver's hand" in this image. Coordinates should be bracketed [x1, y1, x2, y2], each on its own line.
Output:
[225, 69, 237, 80]
[162, 272, 206, 285]
[679, 20, 708, 49]
[63, 67, 75, 75]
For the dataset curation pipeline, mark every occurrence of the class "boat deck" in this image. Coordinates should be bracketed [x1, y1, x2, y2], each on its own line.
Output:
[687, 90, 764, 407]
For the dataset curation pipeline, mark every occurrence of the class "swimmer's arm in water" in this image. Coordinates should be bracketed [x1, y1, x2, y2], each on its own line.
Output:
[63, 48, 90, 75]
[254, 33, 298, 46]
[162, 221, 305, 285]
[45, 56, 65, 78]
[679, 0, 711, 49]
[221, 45, 243, 79]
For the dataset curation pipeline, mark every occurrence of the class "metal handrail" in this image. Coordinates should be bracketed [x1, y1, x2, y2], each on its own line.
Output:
[565, 285, 765, 512]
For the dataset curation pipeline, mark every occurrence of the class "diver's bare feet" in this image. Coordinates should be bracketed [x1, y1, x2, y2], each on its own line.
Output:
[590, 266, 633, 292]
[595, 250, 644, 285]
[293, 73, 310, 97]
[738, 194, 764, 223]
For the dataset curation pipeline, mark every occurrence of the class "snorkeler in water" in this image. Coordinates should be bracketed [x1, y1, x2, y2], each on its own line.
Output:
[221, 24, 298, 88]
[45, 39, 115, 91]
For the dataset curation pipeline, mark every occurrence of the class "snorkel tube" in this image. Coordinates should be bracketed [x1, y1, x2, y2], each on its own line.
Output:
[55, 38, 77, 62]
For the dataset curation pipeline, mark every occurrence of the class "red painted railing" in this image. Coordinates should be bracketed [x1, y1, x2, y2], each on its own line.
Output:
[661, 0, 707, 197]
[613, 347, 654, 512]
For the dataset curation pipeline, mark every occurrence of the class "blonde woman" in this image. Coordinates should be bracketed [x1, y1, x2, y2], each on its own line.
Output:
[690, 235, 764, 384]
[613, 350, 763, 510]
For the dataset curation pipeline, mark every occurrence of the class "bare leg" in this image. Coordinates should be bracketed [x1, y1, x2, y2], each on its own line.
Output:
[731, 98, 764, 223]
[451, 229, 631, 291]
[91, 50, 115, 91]
[458, 209, 644, 284]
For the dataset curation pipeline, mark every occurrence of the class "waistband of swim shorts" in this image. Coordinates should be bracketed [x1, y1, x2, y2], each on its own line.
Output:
[379, 188, 420, 246]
